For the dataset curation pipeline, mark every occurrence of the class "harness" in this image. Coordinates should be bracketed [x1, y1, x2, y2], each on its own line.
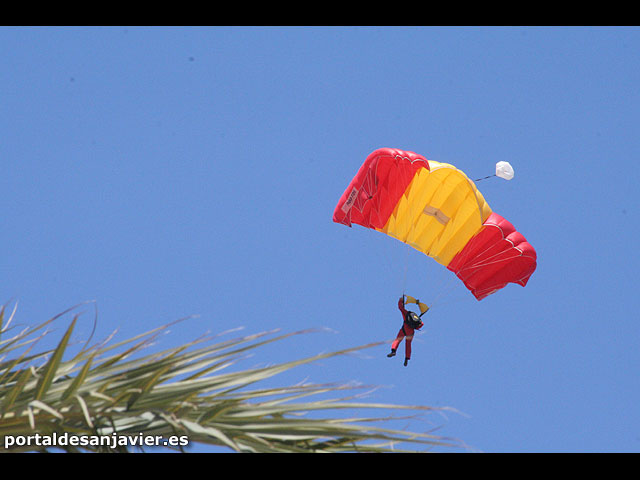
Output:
[404, 311, 423, 330]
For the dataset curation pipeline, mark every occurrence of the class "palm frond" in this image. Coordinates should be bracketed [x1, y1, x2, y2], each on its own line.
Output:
[0, 303, 460, 452]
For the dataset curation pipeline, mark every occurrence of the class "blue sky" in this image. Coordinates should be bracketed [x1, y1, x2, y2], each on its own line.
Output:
[1, 26, 638, 452]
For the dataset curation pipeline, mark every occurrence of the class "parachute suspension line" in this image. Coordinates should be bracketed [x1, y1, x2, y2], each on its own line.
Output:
[399, 152, 423, 299]
[400, 154, 416, 297]
[474, 174, 496, 182]
[400, 243, 409, 294]
[428, 278, 463, 308]
[429, 291, 469, 311]
[421, 255, 462, 308]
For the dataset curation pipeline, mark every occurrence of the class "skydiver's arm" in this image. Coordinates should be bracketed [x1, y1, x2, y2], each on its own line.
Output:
[398, 296, 408, 316]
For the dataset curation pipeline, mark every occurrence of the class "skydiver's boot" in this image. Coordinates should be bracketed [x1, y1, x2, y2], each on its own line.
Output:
[404, 358, 409, 367]
[387, 349, 396, 358]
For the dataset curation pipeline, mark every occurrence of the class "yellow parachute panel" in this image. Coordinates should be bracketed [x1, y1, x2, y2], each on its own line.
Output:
[377, 161, 492, 265]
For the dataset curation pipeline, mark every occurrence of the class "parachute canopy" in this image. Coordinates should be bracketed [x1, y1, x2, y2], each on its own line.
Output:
[495, 161, 514, 180]
[333, 148, 537, 300]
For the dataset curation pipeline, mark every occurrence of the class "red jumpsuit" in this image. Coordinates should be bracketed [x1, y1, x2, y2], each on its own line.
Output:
[391, 297, 423, 359]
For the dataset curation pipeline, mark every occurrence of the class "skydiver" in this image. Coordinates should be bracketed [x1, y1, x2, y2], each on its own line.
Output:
[387, 295, 427, 366]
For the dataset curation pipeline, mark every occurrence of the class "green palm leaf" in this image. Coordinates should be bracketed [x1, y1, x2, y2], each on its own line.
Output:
[0, 303, 460, 453]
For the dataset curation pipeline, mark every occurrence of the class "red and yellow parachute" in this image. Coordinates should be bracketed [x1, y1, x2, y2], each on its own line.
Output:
[333, 148, 536, 300]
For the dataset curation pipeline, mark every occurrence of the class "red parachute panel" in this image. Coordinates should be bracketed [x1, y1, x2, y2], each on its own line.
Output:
[333, 148, 429, 230]
[447, 213, 537, 300]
